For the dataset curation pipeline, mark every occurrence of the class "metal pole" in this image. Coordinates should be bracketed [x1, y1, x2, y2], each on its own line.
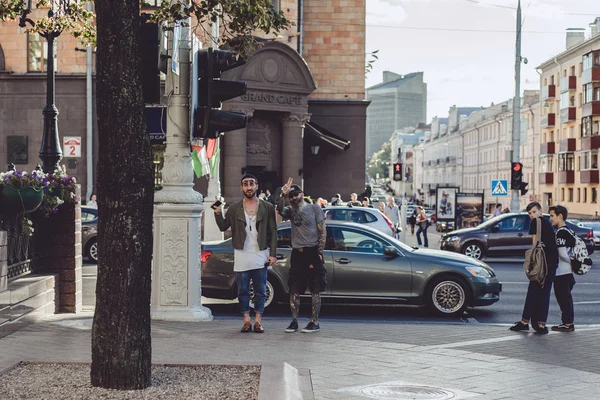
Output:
[86, 1, 94, 201]
[39, 24, 63, 174]
[511, 0, 522, 212]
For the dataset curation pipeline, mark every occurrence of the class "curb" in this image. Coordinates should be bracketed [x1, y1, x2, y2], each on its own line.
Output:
[258, 362, 314, 400]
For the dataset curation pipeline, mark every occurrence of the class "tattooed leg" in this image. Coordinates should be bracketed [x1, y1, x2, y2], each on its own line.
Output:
[290, 293, 300, 321]
[311, 293, 321, 323]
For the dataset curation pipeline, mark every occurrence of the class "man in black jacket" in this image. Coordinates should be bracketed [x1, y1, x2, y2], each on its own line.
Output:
[510, 201, 558, 334]
[214, 174, 277, 333]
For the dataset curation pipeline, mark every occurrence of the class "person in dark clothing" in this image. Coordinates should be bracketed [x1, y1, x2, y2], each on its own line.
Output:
[510, 201, 559, 334]
[550, 205, 576, 332]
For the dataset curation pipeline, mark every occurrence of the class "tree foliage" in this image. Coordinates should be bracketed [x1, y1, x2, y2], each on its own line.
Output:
[367, 140, 391, 179]
[0, 0, 291, 57]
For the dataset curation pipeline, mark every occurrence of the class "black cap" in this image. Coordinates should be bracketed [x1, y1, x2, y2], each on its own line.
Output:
[289, 184, 303, 192]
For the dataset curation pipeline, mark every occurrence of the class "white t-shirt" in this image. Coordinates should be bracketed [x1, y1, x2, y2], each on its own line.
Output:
[233, 210, 269, 272]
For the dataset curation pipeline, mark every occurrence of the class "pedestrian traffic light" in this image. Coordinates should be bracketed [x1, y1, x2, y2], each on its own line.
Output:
[393, 163, 402, 181]
[193, 48, 248, 139]
[511, 162, 523, 189]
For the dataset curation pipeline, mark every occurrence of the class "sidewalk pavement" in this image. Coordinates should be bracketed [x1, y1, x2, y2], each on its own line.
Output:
[1, 312, 599, 399]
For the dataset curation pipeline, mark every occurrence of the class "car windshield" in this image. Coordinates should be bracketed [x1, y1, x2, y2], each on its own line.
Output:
[475, 214, 506, 228]
[581, 221, 600, 230]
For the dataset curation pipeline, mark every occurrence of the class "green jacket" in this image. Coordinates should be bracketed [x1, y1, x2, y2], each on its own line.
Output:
[214, 199, 277, 257]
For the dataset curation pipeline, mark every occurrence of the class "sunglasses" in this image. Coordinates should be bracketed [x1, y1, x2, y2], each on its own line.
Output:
[289, 190, 302, 198]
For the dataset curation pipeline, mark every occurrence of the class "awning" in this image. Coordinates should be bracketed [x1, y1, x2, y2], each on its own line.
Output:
[305, 121, 351, 151]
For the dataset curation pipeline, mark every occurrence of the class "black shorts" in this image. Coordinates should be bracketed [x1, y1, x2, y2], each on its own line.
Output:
[289, 246, 327, 295]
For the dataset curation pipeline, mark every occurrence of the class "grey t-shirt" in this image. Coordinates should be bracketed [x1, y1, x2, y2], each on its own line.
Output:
[290, 204, 325, 248]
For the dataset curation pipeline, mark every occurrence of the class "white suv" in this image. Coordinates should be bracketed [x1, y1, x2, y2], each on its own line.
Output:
[323, 206, 396, 236]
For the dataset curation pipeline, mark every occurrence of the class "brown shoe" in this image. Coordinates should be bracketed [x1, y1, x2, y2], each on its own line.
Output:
[254, 322, 264, 333]
[241, 322, 252, 333]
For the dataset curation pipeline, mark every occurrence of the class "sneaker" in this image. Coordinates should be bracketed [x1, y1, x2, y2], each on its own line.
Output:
[301, 321, 320, 333]
[285, 320, 298, 333]
[551, 324, 575, 332]
[509, 321, 529, 332]
[533, 325, 549, 334]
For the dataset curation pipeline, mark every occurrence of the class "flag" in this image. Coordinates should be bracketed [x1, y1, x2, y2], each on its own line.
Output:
[210, 140, 219, 177]
[191, 147, 203, 178]
[199, 145, 211, 177]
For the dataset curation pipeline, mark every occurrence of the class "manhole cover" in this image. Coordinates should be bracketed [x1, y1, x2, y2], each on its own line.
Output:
[359, 384, 457, 400]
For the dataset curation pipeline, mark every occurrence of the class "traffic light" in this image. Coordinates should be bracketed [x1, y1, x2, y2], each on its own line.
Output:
[511, 162, 523, 189]
[511, 162, 528, 195]
[393, 163, 402, 181]
[193, 48, 248, 139]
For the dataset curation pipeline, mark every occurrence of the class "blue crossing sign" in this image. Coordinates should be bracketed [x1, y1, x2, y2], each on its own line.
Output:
[491, 180, 508, 196]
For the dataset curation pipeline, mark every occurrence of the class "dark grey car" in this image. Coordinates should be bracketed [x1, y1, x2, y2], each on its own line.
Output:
[81, 206, 98, 262]
[201, 221, 501, 316]
[441, 212, 594, 259]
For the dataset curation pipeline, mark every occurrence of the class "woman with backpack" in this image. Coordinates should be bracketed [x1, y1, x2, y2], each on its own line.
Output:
[415, 206, 428, 247]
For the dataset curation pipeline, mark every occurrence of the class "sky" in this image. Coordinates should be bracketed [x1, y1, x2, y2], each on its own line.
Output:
[365, 0, 600, 121]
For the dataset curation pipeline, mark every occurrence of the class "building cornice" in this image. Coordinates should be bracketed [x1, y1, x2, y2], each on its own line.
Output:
[536, 34, 600, 70]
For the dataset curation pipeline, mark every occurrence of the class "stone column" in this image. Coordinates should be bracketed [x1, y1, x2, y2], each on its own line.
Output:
[282, 113, 310, 187]
[152, 27, 211, 321]
[222, 110, 253, 201]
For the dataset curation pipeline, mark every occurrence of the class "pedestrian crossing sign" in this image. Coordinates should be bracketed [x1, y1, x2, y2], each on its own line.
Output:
[491, 180, 508, 196]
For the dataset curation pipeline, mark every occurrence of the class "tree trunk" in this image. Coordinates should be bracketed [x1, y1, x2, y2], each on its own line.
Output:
[91, 0, 154, 389]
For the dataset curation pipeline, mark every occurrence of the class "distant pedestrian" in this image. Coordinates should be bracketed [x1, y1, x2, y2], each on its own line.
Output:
[278, 178, 327, 333]
[264, 189, 272, 203]
[348, 193, 361, 207]
[409, 209, 417, 235]
[384, 196, 400, 237]
[362, 197, 373, 208]
[416, 206, 429, 247]
[493, 204, 502, 217]
[87, 194, 97, 208]
[214, 174, 277, 333]
[594, 211, 599, 221]
[549, 205, 576, 332]
[331, 194, 342, 206]
[509, 202, 558, 334]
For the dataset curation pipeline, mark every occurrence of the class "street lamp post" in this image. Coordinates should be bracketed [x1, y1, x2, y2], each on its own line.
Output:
[20, 5, 63, 173]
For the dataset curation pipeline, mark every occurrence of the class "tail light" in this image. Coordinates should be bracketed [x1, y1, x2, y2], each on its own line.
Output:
[201, 250, 212, 263]
[586, 231, 594, 239]
[381, 213, 395, 233]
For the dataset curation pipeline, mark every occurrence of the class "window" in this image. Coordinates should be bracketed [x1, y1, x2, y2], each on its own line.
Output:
[277, 228, 292, 249]
[569, 188, 574, 202]
[81, 212, 97, 222]
[27, 33, 56, 73]
[497, 216, 527, 232]
[143, 0, 163, 6]
[271, 0, 280, 11]
[571, 65, 576, 76]
[584, 188, 588, 203]
[578, 188, 581, 203]
[558, 153, 575, 171]
[561, 188, 565, 202]
[329, 227, 390, 254]
[593, 188, 598, 203]
[364, 211, 378, 223]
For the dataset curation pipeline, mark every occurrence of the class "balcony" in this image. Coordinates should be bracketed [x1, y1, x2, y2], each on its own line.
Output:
[559, 138, 576, 152]
[541, 113, 556, 128]
[560, 76, 577, 92]
[581, 135, 600, 150]
[540, 142, 556, 155]
[582, 101, 600, 118]
[560, 107, 576, 122]
[582, 67, 600, 85]
[581, 170, 600, 184]
[539, 172, 554, 184]
[558, 170, 575, 184]
[541, 84, 556, 100]
[446, 156, 456, 165]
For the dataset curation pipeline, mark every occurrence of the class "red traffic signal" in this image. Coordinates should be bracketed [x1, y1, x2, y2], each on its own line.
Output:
[512, 162, 522, 172]
[393, 163, 402, 181]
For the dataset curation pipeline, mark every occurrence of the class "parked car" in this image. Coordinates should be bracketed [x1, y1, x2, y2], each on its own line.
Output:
[440, 213, 594, 259]
[201, 221, 501, 315]
[81, 206, 98, 262]
[578, 221, 600, 248]
[436, 220, 454, 232]
[323, 206, 396, 236]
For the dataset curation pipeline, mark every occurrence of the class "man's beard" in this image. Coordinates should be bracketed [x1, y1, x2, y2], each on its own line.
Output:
[290, 196, 304, 207]
[243, 190, 256, 199]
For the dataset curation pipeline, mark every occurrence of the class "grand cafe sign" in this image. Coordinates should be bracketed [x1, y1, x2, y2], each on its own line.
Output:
[241, 91, 306, 106]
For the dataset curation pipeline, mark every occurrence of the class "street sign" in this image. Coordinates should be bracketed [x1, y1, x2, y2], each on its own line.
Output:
[63, 137, 81, 158]
[491, 180, 508, 196]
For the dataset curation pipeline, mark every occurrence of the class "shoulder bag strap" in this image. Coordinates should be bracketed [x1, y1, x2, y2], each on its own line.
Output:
[536, 217, 542, 245]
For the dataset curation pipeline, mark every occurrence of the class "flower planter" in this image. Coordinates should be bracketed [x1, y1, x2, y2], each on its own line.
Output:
[0, 185, 45, 214]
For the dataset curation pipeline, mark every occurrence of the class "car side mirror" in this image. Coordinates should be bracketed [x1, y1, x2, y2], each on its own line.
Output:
[492, 225, 500, 233]
[383, 246, 400, 257]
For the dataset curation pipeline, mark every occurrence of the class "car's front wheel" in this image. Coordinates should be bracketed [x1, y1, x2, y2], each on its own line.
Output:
[249, 278, 276, 310]
[426, 277, 469, 316]
[462, 242, 483, 259]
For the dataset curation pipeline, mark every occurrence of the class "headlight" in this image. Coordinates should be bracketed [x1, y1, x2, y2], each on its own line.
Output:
[447, 236, 460, 242]
[465, 266, 492, 278]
